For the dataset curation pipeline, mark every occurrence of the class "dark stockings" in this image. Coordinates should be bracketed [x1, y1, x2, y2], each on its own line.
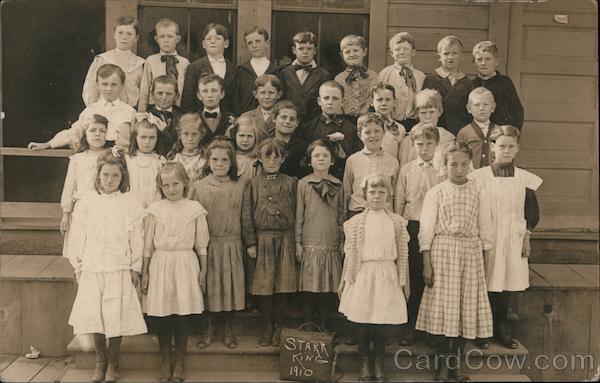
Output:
[257, 293, 288, 326]
[356, 324, 389, 357]
[301, 293, 331, 327]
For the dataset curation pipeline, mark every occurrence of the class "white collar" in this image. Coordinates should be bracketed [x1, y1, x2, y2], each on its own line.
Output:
[203, 106, 221, 115]
[292, 59, 317, 69]
[159, 50, 178, 57]
[208, 55, 225, 64]
[393, 63, 414, 71]
[473, 119, 490, 129]
[251, 56, 269, 63]
[416, 157, 434, 167]
[99, 97, 121, 107]
[434, 67, 465, 80]
[156, 106, 173, 112]
[361, 147, 384, 155]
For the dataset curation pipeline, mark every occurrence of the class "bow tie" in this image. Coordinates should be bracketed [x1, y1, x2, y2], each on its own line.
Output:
[156, 109, 173, 121]
[346, 65, 369, 84]
[292, 63, 313, 72]
[321, 114, 343, 127]
[161, 55, 179, 78]
[308, 178, 340, 204]
[399, 66, 417, 93]
[383, 117, 400, 135]
[204, 111, 218, 119]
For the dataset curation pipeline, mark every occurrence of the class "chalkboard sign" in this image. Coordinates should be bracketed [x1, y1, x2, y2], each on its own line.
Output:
[279, 325, 335, 382]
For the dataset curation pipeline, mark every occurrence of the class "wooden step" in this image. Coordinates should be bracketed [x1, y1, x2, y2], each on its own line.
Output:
[61, 368, 532, 382]
[68, 334, 528, 375]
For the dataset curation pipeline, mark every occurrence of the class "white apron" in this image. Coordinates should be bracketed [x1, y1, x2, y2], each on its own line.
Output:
[470, 167, 542, 292]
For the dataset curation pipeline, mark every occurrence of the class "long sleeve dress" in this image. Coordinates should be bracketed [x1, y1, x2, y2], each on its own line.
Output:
[295, 174, 344, 293]
[416, 180, 494, 339]
[188, 175, 256, 312]
[143, 198, 209, 317]
[67, 191, 147, 338]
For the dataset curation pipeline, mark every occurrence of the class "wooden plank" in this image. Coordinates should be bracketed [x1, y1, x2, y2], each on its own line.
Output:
[1, 202, 62, 219]
[519, 122, 595, 154]
[105, 0, 138, 53]
[0, 147, 72, 158]
[567, 264, 600, 288]
[22, 282, 77, 357]
[30, 358, 71, 383]
[506, 3, 524, 88]
[528, 267, 551, 289]
[0, 282, 22, 354]
[524, 28, 597, 59]
[388, 3, 489, 29]
[488, 2, 510, 73]
[530, 264, 594, 289]
[521, 58, 598, 76]
[369, 0, 388, 72]
[1, 255, 16, 268]
[386, 27, 488, 52]
[0, 354, 18, 372]
[0, 255, 56, 280]
[524, 0, 597, 13]
[36, 257, 75, 282]
[236, 0, 272, 64]
[0, 357, 50, 383]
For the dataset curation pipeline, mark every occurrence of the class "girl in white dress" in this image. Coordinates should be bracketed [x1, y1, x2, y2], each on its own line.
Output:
[416, 143, 494, 381]
[167, 113, 208, 182]
[141, 162, 209, 383]
[469, 125, 542, 349]
[338, 174, 409, 382]
[125, 113, 166, 208]
[61, 114, 110, 265]
[68, 149, 147, 383]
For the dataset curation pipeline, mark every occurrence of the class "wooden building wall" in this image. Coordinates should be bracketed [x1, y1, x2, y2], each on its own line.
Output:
[1, 0, 598, 248]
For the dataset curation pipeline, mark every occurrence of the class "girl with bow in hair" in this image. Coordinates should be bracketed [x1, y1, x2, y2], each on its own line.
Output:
[125, 113, 167, 208]
[295, 139, 345, 331]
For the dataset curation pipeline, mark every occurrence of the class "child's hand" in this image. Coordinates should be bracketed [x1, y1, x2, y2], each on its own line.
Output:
[27, 142, 51, 151]
[326, 132, 345, 142]
[337, 279, 345, 298]
[247, 246, 257, 259]
[422, 250, 434, 287]
[199, 269, 207, 294]
[75, 270, 81, 284]
[522, 234, 531, 258]
[60, 212, 71, 235]
[295, 243, 303, 262]
[130, 270, 141, 288]
[141, 271, 149, 295]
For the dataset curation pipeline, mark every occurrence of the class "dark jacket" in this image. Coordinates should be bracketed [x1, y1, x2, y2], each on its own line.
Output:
[147, 104, 183, 157]
[472, 71, 524, 129]
[181, 56, 239, 115]
[278, 64, 329, 124]
[198, 109, 235, 145]
[236, 60, 280, 114]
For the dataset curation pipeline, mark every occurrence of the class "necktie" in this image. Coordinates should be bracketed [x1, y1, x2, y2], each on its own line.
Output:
[158, 110, 173, 124]
[161, 55, 179, 79]
[346, 65, 369, 84]
[399, 66, 417, 93]
[204, 111, 218, 119]
[322, 114, 343, 127]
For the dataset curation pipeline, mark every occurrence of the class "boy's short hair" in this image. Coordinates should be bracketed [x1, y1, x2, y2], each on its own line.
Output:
[415, 89, 443, 113]
[96, 63, 126, 84]
[490, 125, 521, 143]
[244, 26, 269, 42]
[472, 40, 499, 58]
[158, 162, 190, 198]
[197, 73, 224, 89]
[155, 18, 180, 34]
[437, 35, 463, 52]
[444, 142, 473, 163]
[152, 74, 179, 94]
[340, 34, 367, 50]
[357, 112, 384, 134]
[203, 23, 229, 41]
[468, 87, 495, 105]
[370, 82, 396, 100]
[254, 74, 282, 92]
[292, 31, 317, 46]
[272, 100, 299, 119]
[389, 32, 415, 49]
[410, 122, 440, 144]
[319, 81, 344, 98]
[361, 174, 393, 201]
[115, 15, 139, 35]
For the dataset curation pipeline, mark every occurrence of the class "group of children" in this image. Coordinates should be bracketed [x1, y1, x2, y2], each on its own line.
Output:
[27, 15, 543, 383]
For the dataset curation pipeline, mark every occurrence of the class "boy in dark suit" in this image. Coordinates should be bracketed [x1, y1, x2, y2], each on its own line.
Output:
[278, 31, 329, 127]
[146, 75, 183, 156]
[181, 23, 238, 114]
[196, 74, 234, 143]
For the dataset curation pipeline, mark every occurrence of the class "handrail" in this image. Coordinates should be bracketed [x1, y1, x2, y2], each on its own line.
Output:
[1, 147, 73, 158]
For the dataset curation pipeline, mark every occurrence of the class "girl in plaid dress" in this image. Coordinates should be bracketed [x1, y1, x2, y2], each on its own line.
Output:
[416, 142, 494, 381]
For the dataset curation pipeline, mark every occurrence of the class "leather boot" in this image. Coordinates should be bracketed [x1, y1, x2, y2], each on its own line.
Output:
[104, 338, 121, 383]
[259, 322, 273, 347]
[223, 314, 237, 348]
[433, 354, 448, 382]
[172, 327, 188, 383]
[358, 356, 372, 382]
[196, 315, 213, 349]
[374, 355, 386, 382]
[271, 323, 282, 347]
[91, 351, 107, 383]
